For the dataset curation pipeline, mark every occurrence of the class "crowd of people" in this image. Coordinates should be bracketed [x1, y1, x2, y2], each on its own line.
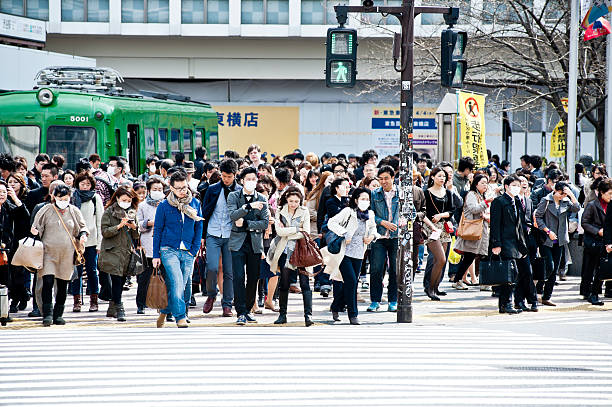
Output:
[0, 146, 609, 328]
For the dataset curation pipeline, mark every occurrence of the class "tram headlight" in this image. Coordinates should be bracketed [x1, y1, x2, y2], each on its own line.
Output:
[37, 88, 54, 106]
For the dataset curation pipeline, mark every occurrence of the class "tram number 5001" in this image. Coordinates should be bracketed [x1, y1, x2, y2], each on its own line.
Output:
[70, 116, 89, 122]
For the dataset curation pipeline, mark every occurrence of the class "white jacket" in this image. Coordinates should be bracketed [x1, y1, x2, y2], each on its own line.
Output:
[321, 207, 379, 282]
[79, 193, 104, 249]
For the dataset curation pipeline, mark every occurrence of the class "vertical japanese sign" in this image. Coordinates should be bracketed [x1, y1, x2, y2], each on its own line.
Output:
[550, 98, 569, 158]
[458, 91, 488, 168]
[212, 106, 299, 157]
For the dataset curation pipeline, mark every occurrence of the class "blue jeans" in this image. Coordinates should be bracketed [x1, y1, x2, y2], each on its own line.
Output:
[369, 238, 398, 303]
[70, 246, 99, 296]
[339, 256, 362, 318]
[205, 234, 234, 308]
[160, 247, 195, 321]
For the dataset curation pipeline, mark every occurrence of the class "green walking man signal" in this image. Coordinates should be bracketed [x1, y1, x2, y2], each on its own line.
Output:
[325, 27, 358, 88]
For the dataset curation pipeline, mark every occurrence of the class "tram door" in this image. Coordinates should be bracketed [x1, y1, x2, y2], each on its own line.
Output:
[127, 124, 140, 177]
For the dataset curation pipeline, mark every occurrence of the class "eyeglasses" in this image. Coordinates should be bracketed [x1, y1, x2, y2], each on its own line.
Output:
[334, 170, 346, 174]
[172, 186, 189, 192]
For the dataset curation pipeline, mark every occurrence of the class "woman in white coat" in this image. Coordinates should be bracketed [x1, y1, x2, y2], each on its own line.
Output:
[266, 187, 314, 326]
[321, 187, 379, 325]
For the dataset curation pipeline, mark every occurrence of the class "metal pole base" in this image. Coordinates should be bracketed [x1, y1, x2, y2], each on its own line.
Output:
[397, 304, 412, 323]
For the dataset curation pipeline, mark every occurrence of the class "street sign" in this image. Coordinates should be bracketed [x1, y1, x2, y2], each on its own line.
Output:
[325, 27, 357, 88]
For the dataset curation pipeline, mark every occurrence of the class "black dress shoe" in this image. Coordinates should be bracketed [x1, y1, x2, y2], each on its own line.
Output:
[166, 314, 174, 322]
[274, 314, 287, 324]
[435, 290, 447, 296]
[588, 294, 604, 306]
[9, 305, 18, 314]
[425, 289, 440, 301]
[305, 316, 314, 327]
[515, 302, 529, 312]
[321, 288, 330, 298]
[332, 311, 340, 321]
[28, 309, 41, 318]
[137, 307, 145, 315]
[189, 295, 197, 307]
[529, 303, 539, 312]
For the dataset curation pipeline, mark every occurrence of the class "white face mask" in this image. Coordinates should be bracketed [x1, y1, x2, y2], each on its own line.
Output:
[244, 180, 257, 192]
[357, 201, 370, 211]
[295, 160, 302, 166]
[150, 191, 165, 201]
[509, 185, 521, 197]
[118, 201, 131, 209]
[149, 165, 157, 173]
[55, 200, 69, 209]
[107, 166, 116, 176]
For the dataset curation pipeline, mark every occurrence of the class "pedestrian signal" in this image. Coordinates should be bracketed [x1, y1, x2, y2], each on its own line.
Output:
[441, 28, 467, 88]
[325, 27, 357, 88]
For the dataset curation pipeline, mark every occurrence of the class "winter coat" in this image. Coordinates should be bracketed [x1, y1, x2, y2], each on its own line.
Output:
[535, 194, 581, 247]
[321, 207, 379, 282]
[78, 193, 104, 249]
[266, 205, 310, 273]
[454, 191, 490, 256]
[99, 203, 140, 277]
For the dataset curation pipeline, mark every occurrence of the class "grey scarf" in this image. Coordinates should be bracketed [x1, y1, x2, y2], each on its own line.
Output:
[167, 190, 203, 221]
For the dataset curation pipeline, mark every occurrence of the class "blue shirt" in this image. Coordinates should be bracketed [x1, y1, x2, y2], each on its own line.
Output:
[152, 199, 203, 258]
[207, 190, 232, 238]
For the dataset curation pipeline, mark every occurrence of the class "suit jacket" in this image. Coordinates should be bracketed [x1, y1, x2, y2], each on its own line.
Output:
[227, 190, 270, 253]
[489, 193, 528, 259]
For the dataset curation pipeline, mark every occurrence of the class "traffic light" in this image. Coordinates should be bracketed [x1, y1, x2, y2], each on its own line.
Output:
[325, 27, 358, 88]
[440, 28, 467, 88]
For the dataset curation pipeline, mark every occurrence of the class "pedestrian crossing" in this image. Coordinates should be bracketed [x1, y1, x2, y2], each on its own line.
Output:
[1, 325, 611, 406]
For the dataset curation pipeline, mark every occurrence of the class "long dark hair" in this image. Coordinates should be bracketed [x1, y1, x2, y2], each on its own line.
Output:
[470, 174, 488, 194]
[278, 186, 303, 207]
[427, 167, 448, 188]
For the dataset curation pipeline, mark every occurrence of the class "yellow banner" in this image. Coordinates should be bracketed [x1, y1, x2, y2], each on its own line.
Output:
[458, 92, 488, 168]
[550, 98, 568, 158]
[212, 106, 299, 157]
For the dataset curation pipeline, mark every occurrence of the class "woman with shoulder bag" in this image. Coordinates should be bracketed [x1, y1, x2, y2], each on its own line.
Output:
[266, 187, 313, 326]
[452, 174, 493, 290]
[423, 167, 455, 301]
[580, 178, 612, 305]
[98, 186, 140, 322]
[322, 187, 379, 325]
[31, 185, 88, 326]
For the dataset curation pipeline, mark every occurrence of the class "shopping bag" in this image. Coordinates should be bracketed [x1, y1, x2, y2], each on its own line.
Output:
[146, 266, 168, 309]
[11, 237, 44, 272]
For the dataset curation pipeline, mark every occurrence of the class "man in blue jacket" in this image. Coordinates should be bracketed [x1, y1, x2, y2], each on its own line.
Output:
[153, 170, 203, 328]
[200, 159, 240, 316]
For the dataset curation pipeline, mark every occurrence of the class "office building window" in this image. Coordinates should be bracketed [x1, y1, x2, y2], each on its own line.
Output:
[301, 0, 323, 24]
[61, 0, 109, 21]
[2, 0, 50, 20]
[147, 0, 168, 22]
[242, 0, 288, 24]
[182, 0, 228, 23]
[122, 0, 168, 22]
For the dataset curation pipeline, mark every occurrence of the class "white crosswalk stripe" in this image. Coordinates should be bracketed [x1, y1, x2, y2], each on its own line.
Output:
[1, 326, 611, 406]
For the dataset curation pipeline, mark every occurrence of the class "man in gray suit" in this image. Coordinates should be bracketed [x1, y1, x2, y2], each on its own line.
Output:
[228, 166, 270, 325]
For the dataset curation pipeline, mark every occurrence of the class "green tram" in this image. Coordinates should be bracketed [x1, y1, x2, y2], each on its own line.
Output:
[0, 67, 219, 175]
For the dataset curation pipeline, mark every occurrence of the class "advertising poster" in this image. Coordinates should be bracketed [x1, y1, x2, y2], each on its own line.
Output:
[371, 107, 437, 157]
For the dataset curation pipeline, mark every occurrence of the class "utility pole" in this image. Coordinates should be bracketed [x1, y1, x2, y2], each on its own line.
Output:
[333, 2, 457, 323]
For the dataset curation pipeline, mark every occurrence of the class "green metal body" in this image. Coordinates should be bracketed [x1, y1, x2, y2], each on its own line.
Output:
[0, 90, 219, 174]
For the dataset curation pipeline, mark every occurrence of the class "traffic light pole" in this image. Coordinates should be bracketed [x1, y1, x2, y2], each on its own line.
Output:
[335, 2, 455, 323]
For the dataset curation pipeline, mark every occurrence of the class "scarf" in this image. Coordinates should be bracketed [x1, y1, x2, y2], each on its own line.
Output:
[600, 197, 608, 214]
[146, 194, 163, 207]
[167, 190, 204, 221]
[72, 189, 95, 209]
[222, 181, 236, 199]
[356, 209, 370, 221]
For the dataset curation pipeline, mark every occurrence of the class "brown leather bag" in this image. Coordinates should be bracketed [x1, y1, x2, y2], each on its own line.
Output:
[456, 213, 483, 241]
[146, 266, 168, 309]
[290, 232, 323, 268]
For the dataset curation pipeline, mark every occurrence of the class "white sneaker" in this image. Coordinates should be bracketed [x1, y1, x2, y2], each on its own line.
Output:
[452, 281, 468, 290]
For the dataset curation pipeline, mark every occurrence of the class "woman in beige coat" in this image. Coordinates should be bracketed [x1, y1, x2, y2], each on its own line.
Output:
[31, 184, 88, 326]
[266, 187, 313, 326]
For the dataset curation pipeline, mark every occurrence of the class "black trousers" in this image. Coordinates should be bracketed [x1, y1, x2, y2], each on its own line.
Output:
[136, 258, 154, 309]
[231, 239, 261, 317]
[514, 256, 537, 306]
[580, 245, 602, 297]
[110, 275, 126, 304]
[42, 275, 68, 307]
[99, 270, 112, 300]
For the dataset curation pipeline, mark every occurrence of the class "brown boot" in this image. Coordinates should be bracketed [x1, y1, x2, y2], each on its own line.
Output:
[89, 294, 98, 312]
[73, 295, 82, 313]
[106, 301, 117, 318]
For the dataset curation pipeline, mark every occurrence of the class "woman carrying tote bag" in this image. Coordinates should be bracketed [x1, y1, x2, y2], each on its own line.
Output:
[453, 174, 493, 290]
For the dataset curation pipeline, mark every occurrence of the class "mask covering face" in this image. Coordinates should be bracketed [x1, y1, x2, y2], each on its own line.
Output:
[244, 180, 257, 192]
[357, 201, 370, 211]
[107, 166, 116, 176]
[509, 185, 521, 197]
[150, 191, 165, 201]
[118, 201, 131, 210]
[55, 200, 69, 209]
[149, 164, 157, 173]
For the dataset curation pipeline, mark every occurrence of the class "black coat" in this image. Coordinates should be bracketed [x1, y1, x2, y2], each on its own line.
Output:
[0, 201, 30, 255]
[25, 186, 49, 214]
[602, 203, 612, 246]
[582, 200, 606, 248]
[489, 193, 528, 259]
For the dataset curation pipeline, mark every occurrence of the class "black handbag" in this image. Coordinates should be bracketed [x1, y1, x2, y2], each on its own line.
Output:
[125, 230, 145, 277]
[531, 257, 546, 281]
[598, 254, 612, 281]
[479, 255, 518, 286]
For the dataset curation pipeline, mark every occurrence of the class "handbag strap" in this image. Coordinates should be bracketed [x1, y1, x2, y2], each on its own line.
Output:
[52, 205, 81, 254]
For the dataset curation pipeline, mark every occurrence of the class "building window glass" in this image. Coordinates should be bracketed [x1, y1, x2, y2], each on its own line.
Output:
[122, 0, 168, 22]
[1, 0, 24, 15]
[147, 0, 169, 22]
[301, 0, 324, 24]
[27, 0, 49, 20]
[242, 0, 288, 24]
[61, 0, 109, 21]
[122, 0, 145, 22]
[182, 0, 228, 23]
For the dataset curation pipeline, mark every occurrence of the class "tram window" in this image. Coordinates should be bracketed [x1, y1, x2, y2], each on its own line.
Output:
[47, 126, 96, 171]
[195, 128, 204, 149]
[144, 128, 155, 156]
[183, 129, 193, 157]
[158, 128, 168, 158]
[170, 128, 180, 153]
[0, 126, 40, 171]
